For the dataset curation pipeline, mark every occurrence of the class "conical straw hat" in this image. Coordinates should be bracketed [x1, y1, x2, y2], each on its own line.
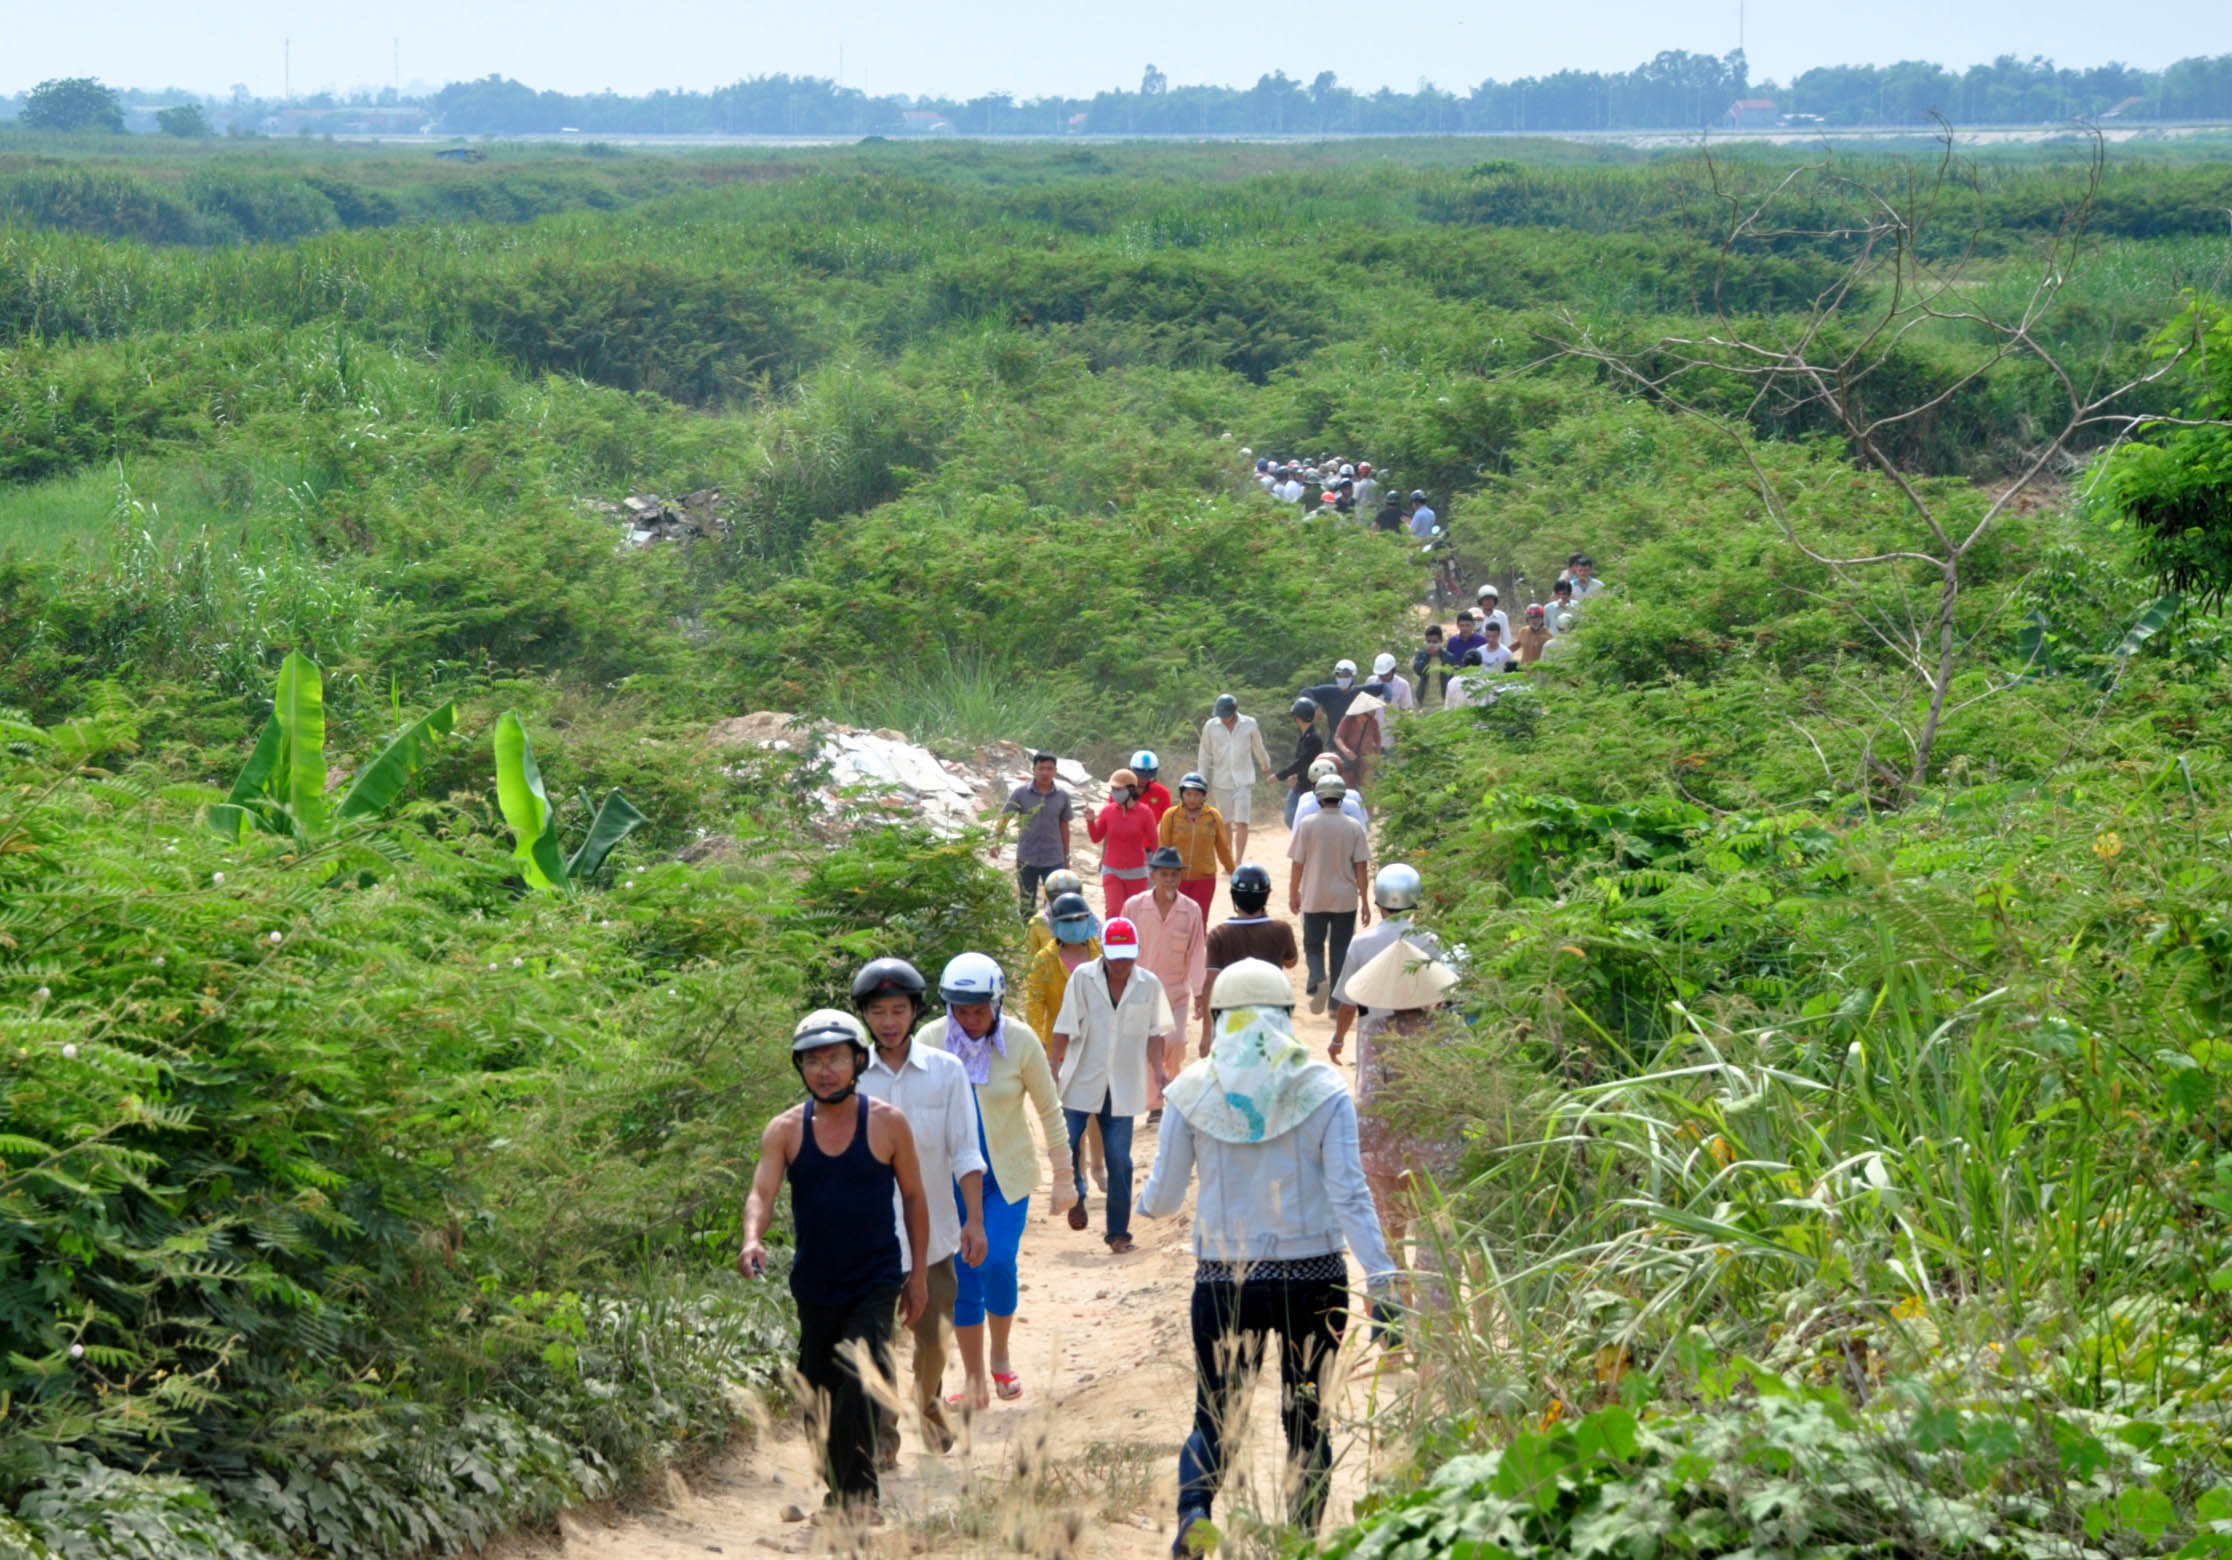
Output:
[1345, 937, 1457, 1012]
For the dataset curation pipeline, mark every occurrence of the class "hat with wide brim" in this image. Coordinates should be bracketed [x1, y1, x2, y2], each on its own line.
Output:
[1342, 691, 1387, 718]
[1344, 937, 1457, 1012]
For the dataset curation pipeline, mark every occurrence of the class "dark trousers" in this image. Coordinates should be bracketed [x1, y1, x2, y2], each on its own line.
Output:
[1178, 1276, 1349, 1532]
[795, 1285, 899, 1507]
[1017, 861, 1056, 920]
[1063, 1094, 1135, 1242]
[1301, 909, 1357, 994]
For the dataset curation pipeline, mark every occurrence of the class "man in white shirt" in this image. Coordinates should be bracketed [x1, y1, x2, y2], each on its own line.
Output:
[1292, 756, 1368, 828]
[1197, 693, 1274, 861]
[1473, 585, 1511, 640]
[1371, 653, 1415, 715]
[1288, 775, 1373, 1014]
[1050, 916, 1174, 1255]
[857, 969, 987, 1457]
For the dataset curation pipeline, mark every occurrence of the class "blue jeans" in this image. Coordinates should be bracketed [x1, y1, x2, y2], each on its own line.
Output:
[1063, 1096, 1134, 1244]
[1284, 785, 1304, 828]
[1178, 1274, 1348, 1534]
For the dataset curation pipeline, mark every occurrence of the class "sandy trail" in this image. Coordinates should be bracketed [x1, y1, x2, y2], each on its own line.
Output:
[521, 798, 1408, 1560]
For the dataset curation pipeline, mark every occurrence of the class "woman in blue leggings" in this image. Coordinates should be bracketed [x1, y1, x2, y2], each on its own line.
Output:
[920, 952, 1076, 1408]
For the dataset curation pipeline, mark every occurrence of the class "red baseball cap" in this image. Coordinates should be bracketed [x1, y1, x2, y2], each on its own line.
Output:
[1102, 917, 1141, 961]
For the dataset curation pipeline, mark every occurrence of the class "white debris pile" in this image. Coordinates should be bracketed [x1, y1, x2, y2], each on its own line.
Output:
[706, 713, 1098, 839]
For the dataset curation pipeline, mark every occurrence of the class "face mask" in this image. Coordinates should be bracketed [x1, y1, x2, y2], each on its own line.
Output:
[1054, 919, 1093, 945]
[1335, 674, 1353, 688]
[1116, 786, 1135, 804]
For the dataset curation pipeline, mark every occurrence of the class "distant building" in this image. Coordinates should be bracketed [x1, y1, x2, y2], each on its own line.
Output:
[1725, 99, 1780, 129]
[1067, 112, 1089, 133]
[899, 110, 953, 134]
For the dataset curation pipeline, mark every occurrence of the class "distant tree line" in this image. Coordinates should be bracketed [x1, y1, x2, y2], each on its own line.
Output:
[8, 51, 2232, 139]
[419, 51, 2232, 136]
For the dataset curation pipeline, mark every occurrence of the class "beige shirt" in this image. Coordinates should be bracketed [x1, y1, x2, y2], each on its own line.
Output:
[1288, 809, 1370, 914]
[1197, 715, 1274, 788]
[1052, 961, 1175, 1117]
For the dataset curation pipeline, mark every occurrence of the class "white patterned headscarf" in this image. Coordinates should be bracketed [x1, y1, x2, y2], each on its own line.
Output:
[1162, 1004, 1346, 1145]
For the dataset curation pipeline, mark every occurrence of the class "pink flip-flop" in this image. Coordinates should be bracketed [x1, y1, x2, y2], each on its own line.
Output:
[993, 1371, 1023, 1401]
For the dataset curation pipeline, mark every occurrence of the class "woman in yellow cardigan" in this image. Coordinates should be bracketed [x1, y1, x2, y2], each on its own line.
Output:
[919, 950, 1078, 1409]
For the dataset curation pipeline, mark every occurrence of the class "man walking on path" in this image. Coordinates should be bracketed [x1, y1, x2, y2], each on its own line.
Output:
[989, 751, 1073, 921]
[1412, 625, 1454, 706]
[1051, 917, 1175, 1255]
[1289, 773, 1373, 1015]
[1512, 604, 1554, 666]
[738, 1011, 931, 1524]
[1197, 862, 1299, 1043]
[1124, 846, 1208, 1118]
[1089, 767, 1162, 921]
[1373, 652, 1415, 718]
[1445, 610, 1486, 667]
[1160, 774, 1235, 920]
[1197, 694, 1273, 861]
[1327, 864, 1445, 1067]
[852, 960, 988, 1461]
[1273, 698, 1326, 829]
[1299, 659, 1363, 736]
[1294, 755, 1368, 828]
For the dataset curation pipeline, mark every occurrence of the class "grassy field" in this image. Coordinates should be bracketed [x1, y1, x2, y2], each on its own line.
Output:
[2, 130, 2230, 1557]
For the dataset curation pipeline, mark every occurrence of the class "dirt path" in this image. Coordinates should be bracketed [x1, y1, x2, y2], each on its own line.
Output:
[521, 800, 1407, 1559]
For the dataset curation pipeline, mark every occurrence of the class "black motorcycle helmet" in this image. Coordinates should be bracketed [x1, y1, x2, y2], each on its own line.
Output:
[849, 957, 928, 1016]
[1230, 862, 1274, 914]
[1290, 696, 1318, 723]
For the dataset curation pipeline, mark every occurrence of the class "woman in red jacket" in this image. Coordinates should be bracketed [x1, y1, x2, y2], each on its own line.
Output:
[1089, 767, 1163, 920]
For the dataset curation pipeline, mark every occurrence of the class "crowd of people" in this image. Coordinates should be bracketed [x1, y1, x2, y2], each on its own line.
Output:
[735, 452, 1599, 1551]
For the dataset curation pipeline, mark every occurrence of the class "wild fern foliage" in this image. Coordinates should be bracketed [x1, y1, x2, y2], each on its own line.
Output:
[0, 688, 1012, 1554]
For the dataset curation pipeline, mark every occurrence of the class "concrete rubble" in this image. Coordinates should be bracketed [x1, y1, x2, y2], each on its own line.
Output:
[582, 490, 732, 547]
[705, 712, 1099, 839]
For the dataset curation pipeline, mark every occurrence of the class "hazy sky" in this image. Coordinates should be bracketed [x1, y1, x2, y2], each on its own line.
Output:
[8, 0, 2222, 101]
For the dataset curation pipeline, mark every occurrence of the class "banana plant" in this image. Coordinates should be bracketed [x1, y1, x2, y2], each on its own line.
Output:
[209, 651, 456, 843]
[493, 710, 648, 890]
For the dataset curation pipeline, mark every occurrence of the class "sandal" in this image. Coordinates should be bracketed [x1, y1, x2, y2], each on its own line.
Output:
[992, 1370, 1023, 1401]
[1106, 1235, 1136, 1255]
[1067, 1202, 1089, 1231]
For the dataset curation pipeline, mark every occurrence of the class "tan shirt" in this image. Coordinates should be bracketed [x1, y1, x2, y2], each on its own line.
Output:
[1288, 810, 1370, 913]
[1197, 715, 1274, 788]
[1052, 961, 1175, 1117]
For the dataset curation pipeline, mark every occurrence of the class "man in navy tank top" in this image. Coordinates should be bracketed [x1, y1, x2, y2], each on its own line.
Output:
[739, 1010, 931, 1526]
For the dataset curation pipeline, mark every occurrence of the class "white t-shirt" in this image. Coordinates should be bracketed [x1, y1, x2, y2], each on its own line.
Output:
[1474, 606, 1510, 639]
[1476, 644, 1516, 672]
[1408, 505, 1438, 539]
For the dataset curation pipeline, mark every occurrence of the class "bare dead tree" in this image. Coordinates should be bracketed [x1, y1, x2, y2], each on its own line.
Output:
[1543, 123, 2231, 795]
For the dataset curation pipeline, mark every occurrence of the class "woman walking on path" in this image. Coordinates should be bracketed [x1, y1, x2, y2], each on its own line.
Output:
[1340, 938, 1462, 1278]
[1160, 772, 1236, 920]
[1139, 960, 1397, 1555]
[917, 953, 1077, 1411]
[1088, 767, 1162, 921]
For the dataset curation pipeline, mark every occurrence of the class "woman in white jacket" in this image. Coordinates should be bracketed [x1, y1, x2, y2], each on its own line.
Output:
[1138, 959, 1396, 1555]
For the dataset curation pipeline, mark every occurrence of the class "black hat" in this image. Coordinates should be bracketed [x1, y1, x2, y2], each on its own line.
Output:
[1147, 846, 1185, 872]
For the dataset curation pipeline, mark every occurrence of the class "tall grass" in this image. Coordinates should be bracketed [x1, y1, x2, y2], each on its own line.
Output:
[824, 641, 1093, 754]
